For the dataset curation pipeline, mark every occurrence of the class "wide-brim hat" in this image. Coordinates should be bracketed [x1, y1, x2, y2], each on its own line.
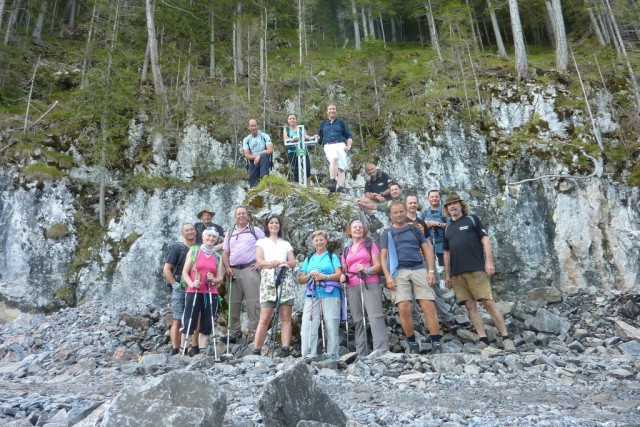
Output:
[444, 192, 463, 206]
[197, 208, 215, 219]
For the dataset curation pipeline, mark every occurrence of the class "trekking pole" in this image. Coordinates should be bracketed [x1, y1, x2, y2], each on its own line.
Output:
[342, 278, 349, 351]
[319, 295, 327, 355]
[359, 272, 369, 356]
[182, 271, 200, 356]
[307, 279, 315, 357]
[207, 280, 218, 361]
[226, 275, 233, 355]
[269, 267, 287, 358]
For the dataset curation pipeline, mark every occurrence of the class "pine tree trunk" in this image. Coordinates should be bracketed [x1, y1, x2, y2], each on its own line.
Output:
[80, 0, 96, 89]
[0, 0, 7, 31]
[209, 10, 215, 78]
[351, 0, 360, 51]
[508, 0, 528, 80]
[550, 0, 568, 71]
[68, 0, 75, 29]
[360, 6, 368, 39]
[31, 0, 47, 44]
[141, 39, 149, 82]
[486, 0, 508, 59]
[378, 11, 386, 48]
[236, 1, 243, 75]
[425, 0, 442, 61]
[145, 0, 166, 99]
[298, 0, 303, 65]
[367, 7, 375, 38]
[465, 0, 479, 51]
[587, 7, 606, 45]
[3, 0, 20, 45]
[544, 0, 555, 46]
[390, 17, 397, 43]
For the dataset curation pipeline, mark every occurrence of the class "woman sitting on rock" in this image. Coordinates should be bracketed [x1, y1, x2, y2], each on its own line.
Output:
[340, 219, 389, 357]
[252, 214, 296, 357]
[181, 227, 224, 356]
[299, 230, 343, 359]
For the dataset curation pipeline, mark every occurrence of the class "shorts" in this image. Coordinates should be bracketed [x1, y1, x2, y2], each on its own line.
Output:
[451, 271, 493, 303]
[260, 299, 295, 308]
[323, 143, 349, 170]
[171, 287, 186, 320]
[376, 200, 390, 213]
[390, 268, 435, 304]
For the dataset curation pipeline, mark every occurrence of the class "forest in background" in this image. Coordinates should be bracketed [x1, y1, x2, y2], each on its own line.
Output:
[0, 0, 639, 196]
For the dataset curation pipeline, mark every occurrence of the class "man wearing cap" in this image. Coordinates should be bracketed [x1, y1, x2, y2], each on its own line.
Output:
[162, 223, 197, 355]
[442, 192, 516, 352]
[243, 119, 273, 188]
[194, 208, 225, 250]
[222, 206, 265, 343]
[317, 104, 352, 193]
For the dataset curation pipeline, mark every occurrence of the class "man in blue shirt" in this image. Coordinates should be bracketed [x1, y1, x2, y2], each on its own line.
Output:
[243, 119, 273, 188]
[317, 104, 352, 193]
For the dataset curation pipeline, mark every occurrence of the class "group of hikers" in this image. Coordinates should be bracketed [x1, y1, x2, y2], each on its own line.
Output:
[162, 156, 517, 357]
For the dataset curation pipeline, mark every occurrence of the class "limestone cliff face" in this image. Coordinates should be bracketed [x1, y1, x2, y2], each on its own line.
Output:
[0, 85, 638, 311]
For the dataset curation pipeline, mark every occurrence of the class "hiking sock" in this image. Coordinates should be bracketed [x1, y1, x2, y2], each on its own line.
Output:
[171, 348, 180, 356]
[406, 335, 416, 343]
[479, 337, 490, 345]
[501, 334, 510, 340]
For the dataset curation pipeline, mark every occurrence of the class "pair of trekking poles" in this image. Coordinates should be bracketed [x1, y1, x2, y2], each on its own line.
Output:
[181, 271, 219, 361]
[224, 267, 288, 357]
[307, 272, 369, 357]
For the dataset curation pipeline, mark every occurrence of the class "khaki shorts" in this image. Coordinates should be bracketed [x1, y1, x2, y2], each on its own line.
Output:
[390, 268, 435, 304]
[260, 300, 294, 308]
[451, 271, 493, 303]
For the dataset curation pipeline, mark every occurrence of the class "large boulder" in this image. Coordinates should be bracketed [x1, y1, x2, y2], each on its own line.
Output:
[258, 359, 348, 427]
[527, 308, 571, 334]
[101, 371, 226, 427]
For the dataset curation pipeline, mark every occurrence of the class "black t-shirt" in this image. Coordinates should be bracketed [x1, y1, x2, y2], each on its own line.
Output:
[443, 214, 488, 276]
[406, 216, 429, 257]
[195, 222, 225, 245]
[364, 171, 392, 200]
[164, 242, 191, 282]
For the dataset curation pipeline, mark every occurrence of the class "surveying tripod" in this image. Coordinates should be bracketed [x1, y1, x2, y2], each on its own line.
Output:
[284, 124, 318, 187]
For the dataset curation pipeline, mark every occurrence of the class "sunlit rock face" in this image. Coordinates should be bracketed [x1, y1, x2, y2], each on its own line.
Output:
[0, 84, 638, 311]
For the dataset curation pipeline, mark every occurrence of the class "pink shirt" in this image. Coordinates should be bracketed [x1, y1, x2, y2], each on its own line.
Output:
[188, 249, 219, 294]
[341, 240, 380, 287]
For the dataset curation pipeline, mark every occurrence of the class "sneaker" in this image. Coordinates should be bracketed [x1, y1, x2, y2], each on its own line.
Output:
[502, 339, 517, 352]
[432, 341, 443, 354]
[441, 321, 459, 334]
[408, 342, 420, 354]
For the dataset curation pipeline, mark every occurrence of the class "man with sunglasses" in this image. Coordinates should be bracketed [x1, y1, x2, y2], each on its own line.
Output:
[222, 207, 265, 343]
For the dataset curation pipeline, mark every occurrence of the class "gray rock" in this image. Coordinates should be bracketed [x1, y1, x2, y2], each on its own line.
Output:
[2, 421, 34, 427]
[608, 368, 633, 379]
[614, 320, 640, 340]
[568, 341, 585, 353]
[527, 287, 562, 303]
[456, 329, 479, 344]
[430, 354, 466, 372]
[619, 340, 640, 356]
[136, 353, 170, 375]
[296, 422, 339, 427]
[101, 371, 226, 427]
[530, 308, 571, 334]
[258, 359, 347, 427]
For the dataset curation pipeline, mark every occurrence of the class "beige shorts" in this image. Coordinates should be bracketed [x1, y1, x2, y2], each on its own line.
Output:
[323, 143, 349, 170]
[451, 271, 493, 303]
[390, 268, 435, 304]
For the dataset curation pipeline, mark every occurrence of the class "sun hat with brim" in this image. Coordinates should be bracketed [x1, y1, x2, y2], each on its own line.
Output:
[444, 192, 463, 206]
[197, 208, 215, 219]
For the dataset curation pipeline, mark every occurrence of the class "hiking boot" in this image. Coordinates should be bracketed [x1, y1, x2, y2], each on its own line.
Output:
[281, 347, 290, 357]
[369, 215, 384, 232]
[336, 186, 346, 193]
[408, 342, 420, 354]
[441, 321, 459, 334]
[188, 346, 199, 357]
[252, 348, 262, 356]
[226, 335, 237, 344]
[327, 178, 337, 192]
[502, 339, 517, 352]
[432, 341, 443, 354]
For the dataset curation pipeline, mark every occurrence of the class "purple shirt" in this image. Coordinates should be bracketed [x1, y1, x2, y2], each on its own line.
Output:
[223, 224, 265, 266]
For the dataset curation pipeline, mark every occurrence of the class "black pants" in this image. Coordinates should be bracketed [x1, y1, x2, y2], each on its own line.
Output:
[181, 292, 218, 335]
[248, 153, 271, 188]
[287, 152, 311, 183]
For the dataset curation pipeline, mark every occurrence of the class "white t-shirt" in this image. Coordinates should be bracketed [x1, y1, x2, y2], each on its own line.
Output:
[256, 237, 293, 262]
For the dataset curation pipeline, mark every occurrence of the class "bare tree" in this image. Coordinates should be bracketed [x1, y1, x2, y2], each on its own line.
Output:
[80, 0, 97, 89]
[351, 0, 361, 50]
[425, 0, 442, 61]
[209, 10, 215, 78]
[507, 0, 528, 80]
[360, 6, 367, 39]
[486, 0, 507, 59]
[298, 0, 303, 64]
[548, 0, 568, 71]
[587, 6, 606, 45]
[145, 0, 166, 101]
[0, 0, 6, 30]
[3, 0, 21, 45]
[235, 1, 244, 75]
[465, 0, 479, 51]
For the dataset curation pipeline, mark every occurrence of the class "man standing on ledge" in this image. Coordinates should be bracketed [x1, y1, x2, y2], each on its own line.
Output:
[243, 119, 273, 188]
[317, 104, 352, 193]
[443, 192, 516, 352]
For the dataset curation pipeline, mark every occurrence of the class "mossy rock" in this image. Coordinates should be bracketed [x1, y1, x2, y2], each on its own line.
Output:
[45, 223, 68, 240]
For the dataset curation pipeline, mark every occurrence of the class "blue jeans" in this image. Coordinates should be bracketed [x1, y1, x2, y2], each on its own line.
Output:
[248, 153, 271, 187]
